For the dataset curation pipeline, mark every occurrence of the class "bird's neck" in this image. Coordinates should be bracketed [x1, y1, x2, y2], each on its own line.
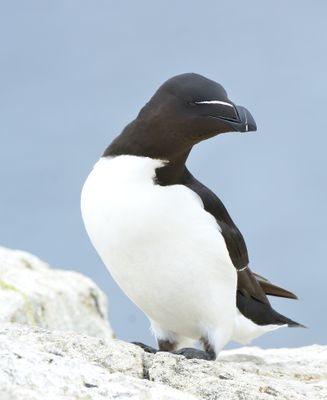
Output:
[103, 120, 192, 186]
[155, 150, 191, 186]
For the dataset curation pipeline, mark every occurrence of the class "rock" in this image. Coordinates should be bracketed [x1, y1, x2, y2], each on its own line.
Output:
[0, 246, 113, 339]
[0, 324, 326, 400]
[146, 346, 327, 399]
[0, 324, 197, 400]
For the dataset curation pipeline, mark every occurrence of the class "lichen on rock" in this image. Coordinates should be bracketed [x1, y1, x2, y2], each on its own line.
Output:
[0, 246, 113, 338]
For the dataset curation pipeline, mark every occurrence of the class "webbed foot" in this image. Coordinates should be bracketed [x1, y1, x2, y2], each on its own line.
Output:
[132, 342, 158, 354]
[172, 347, 216, 360]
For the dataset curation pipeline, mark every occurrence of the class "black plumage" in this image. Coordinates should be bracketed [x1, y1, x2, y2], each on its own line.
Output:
[104, 72, 302, 329]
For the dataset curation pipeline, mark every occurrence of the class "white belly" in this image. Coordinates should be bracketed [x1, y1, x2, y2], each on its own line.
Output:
[81, 155, 237, 339]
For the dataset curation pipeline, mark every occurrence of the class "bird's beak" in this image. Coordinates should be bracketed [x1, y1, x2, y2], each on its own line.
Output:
[199, 101, 257, 133]
[233, 105, 257, 133]
[215, 104, 257, 133]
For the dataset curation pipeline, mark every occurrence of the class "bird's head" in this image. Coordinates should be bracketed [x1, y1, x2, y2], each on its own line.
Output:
[105, 73, 257, 161]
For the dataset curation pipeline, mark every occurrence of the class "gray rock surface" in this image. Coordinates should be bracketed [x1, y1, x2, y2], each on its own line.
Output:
[0, 324, 197, 400]
[0, 246, 113, 339]
[146, 346, 327, 400]
[0, 323, 326, 400]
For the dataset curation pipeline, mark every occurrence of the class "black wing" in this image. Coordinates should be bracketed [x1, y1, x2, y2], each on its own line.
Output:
[182, 169, 249, 271]
[182, 169, 302, 327]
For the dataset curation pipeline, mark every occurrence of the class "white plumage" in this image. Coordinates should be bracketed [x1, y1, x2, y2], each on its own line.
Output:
[81, 155, 282, 353]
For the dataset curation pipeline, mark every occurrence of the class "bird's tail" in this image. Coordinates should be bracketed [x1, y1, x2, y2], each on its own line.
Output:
[253, 272, 298, 300]
[237, 290, 305, 328]
[268, 306, 305, 328]
[255, 273, 306, 327]
[237, 268, 305, 328]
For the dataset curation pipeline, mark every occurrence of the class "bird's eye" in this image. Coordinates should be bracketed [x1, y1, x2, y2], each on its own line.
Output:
[194, 100, 239, 121]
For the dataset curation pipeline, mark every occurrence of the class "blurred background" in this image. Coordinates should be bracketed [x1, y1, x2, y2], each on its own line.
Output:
[1, 1, 326, 349]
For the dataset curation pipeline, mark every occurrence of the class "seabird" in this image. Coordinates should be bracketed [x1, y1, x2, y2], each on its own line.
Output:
[81, 73, 302, 361]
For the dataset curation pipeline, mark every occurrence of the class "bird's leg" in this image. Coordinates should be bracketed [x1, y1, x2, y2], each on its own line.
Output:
[132, 321, 179, 354]
[172, 336, 216, 361]
[158, 339, 178, 352]
[133, 337, 216, 360]
[201, 336, 217, 360]
[133, 321, 218, 360]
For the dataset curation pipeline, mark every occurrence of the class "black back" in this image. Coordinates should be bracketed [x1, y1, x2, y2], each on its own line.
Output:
[157, 165, 301, 327]
[104, 73, 302, 327]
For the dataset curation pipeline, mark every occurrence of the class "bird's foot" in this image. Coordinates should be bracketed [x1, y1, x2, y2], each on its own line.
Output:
[132, 343, 216, 361]
[132, 342, 158, 354]
[172, 347, 216, 361]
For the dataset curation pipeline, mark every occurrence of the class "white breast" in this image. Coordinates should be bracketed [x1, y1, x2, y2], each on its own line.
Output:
[81, 155, 237, 340]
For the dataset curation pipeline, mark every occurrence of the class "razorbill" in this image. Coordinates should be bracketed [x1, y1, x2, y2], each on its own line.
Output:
[81, 73, 302, 361]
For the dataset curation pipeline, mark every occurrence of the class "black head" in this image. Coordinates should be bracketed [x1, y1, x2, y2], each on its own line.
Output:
[104, 73, 257, 161]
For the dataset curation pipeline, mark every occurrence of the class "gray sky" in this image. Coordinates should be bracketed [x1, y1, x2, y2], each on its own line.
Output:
[1, 1, 326, 348]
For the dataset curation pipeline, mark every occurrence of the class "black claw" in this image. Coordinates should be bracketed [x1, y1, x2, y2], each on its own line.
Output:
[172, 347, 216, 361]
[132, 342, 158, 354]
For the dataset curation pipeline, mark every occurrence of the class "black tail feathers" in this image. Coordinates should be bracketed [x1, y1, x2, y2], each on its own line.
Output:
[237, 291, 305, 328]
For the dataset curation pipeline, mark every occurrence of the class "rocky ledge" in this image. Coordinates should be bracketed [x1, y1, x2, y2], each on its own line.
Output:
[0, 246, 113, 338]
[0, 324, 326, 400]
[0, 247, 325, 399]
